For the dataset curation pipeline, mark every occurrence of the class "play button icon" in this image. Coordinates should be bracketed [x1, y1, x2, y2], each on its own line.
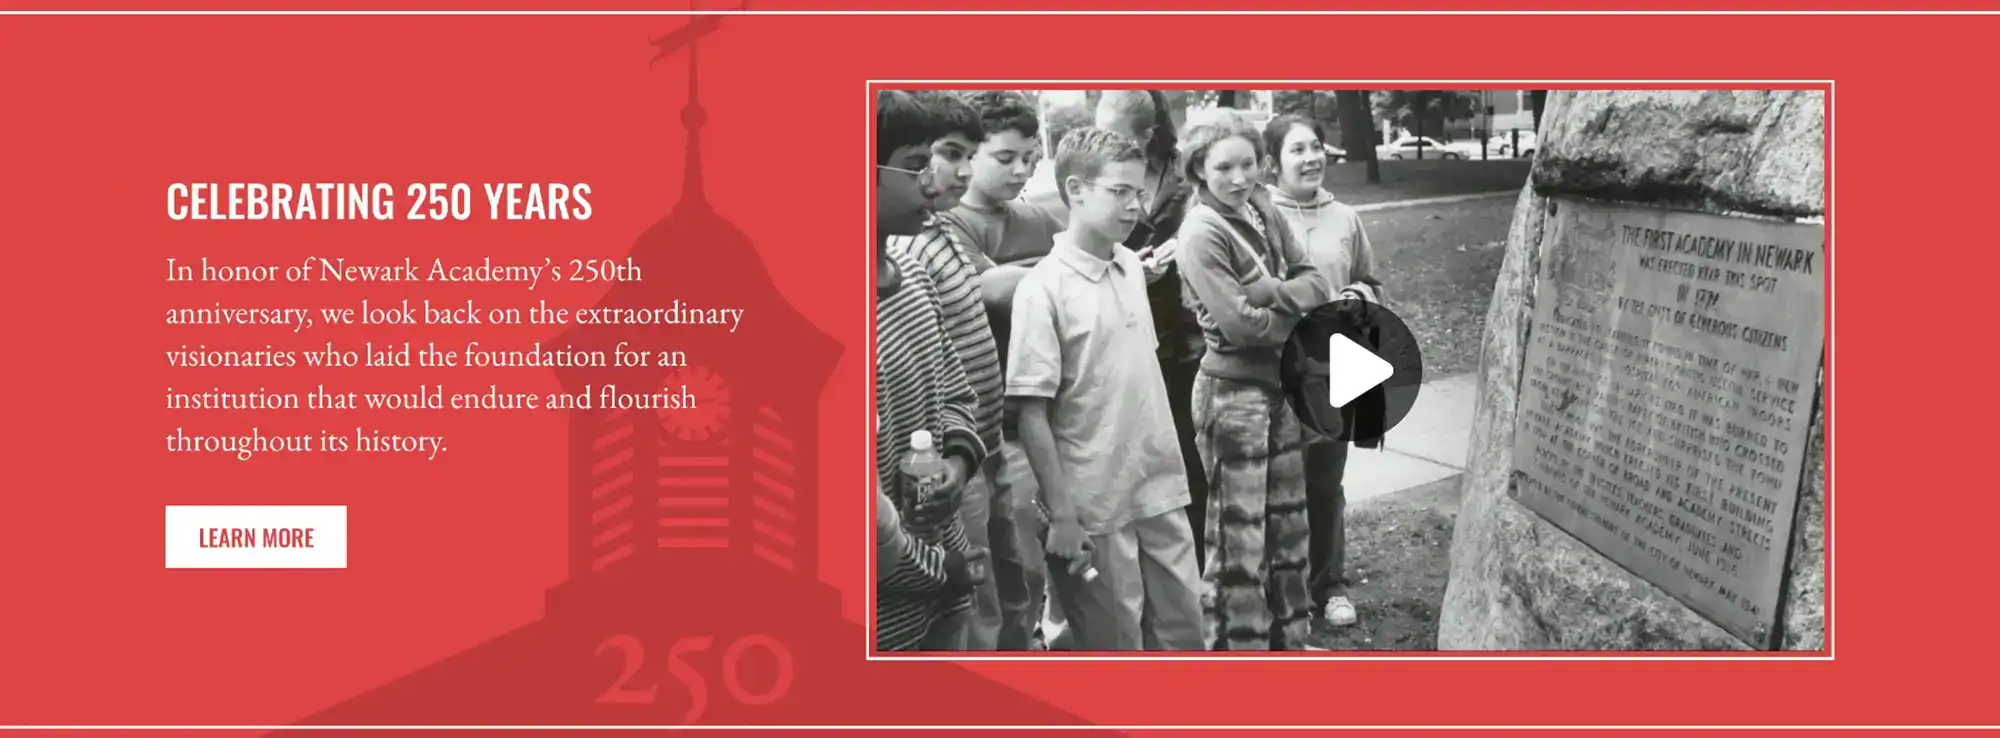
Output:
[1279, 293, 1424, 444]
[1323, 333, 1394, 408]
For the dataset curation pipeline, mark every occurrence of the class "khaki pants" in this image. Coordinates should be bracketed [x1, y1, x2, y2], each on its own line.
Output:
[955, 458, 1001, 650]
[994, 439, 1055, 648]
[960, 450, 1038, 650]
[1045, 509, 1205, 651]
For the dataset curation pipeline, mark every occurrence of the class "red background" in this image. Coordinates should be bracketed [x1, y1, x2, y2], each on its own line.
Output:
[0, 1, 1969, 730]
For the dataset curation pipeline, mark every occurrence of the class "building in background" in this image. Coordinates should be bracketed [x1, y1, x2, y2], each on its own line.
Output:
[1377, 90, 1538, 146]
[1484, 90, 1536, 136]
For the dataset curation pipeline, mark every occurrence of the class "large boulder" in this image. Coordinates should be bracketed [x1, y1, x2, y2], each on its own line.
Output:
[1438, 90, 1826, 651]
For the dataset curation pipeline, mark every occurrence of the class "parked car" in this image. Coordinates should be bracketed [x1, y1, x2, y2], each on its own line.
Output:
[1487, 130, 1538, 158]
[1376, 135, 1480, 160]
[1324, 143, 1346, 162]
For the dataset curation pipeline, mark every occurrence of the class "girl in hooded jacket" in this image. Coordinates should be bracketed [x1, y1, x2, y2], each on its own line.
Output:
[1174, 107, 1333, 650]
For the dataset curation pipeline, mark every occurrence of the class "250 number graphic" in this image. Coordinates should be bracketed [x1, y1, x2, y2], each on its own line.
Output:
[594, 634, 795, 722]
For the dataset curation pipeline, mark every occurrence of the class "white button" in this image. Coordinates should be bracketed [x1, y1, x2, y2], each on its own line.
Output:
[1325, 333, 1394, 408]
[164, 505, 348, 569]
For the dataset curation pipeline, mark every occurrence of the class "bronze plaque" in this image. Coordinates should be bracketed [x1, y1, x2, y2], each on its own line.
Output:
[1511, 197, 1825, 649]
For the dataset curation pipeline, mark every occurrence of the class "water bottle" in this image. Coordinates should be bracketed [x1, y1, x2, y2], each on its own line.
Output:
[899, 430, 946, 507]
[899, 431, 986, 583]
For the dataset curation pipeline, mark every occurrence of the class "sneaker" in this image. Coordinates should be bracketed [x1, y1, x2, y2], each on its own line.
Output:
[1323, 596, 1358, 627]
[1046, 625, 1074, 651]
[1300, 616, 1339, 651]
[1025, 623, 1048, 652]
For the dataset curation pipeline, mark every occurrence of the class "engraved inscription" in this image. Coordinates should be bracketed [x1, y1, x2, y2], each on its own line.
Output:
[1511, 199, 1824, 649]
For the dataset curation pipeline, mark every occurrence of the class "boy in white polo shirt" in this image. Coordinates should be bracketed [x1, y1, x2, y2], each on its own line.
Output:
[1006, 128, 1203, 651]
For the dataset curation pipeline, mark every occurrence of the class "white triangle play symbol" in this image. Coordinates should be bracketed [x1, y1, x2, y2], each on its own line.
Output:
[1325, 333, 1394, 408]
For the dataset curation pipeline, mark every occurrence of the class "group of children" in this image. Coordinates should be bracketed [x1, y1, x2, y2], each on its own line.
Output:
[875, 89, 1384, 652]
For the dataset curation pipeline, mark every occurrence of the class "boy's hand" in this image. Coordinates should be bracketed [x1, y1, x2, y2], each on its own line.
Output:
[938, 455, 969, 507]
[944, 455, 968, 489]
[1045, 516, 1093, 575]
[1139, 239, 1178, 284]
[905, 456, 968, 533]
[964, 546, 990, 586]
[944, 547, 990, 593]
[906, 493, 957, 533]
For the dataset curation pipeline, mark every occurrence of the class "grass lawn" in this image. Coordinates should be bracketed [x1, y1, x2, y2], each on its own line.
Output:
[1324, 159, 1530, 206]
[1360, 196, 1515, 379]
[1306, 475, 1463, 651]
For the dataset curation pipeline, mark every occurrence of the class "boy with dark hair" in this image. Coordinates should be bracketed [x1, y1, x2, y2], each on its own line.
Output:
[873, 89, 989, 652]
[889, 90, 1013, 651]
[932, 89, 1073, 650]
[910, 90, 981, 211]
[1007, 128, 1205, 651]
[942, 90, 1067, 267]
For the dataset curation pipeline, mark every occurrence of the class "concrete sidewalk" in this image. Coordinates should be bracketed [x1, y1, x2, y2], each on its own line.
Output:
[1343, 373, 1479, 504]
[1350, 189, 1518, 213]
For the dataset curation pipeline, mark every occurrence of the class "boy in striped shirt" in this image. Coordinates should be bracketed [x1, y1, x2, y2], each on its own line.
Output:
[874, 90, 989, 652]
[889, 91, 1019, 651]
[935, 90, 1069, 650]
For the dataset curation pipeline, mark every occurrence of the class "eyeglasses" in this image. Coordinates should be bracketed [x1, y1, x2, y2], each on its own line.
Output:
[1085, 180, 1150, 208]
[877, 163, 935, 182]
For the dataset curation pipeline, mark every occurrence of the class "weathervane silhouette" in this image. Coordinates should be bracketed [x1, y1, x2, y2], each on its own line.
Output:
[538, 0, 851, 600]
[648, 0, 733, 208]
[289, 8, 1103, 729]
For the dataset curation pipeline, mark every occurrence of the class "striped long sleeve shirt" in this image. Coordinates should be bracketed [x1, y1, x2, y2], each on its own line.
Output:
[877, 484, 952, 600]
[892, 223, 1004, 452]
[875, 246, 984, 651]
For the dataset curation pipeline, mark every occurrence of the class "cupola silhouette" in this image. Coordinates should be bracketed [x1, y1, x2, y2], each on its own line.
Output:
[293, 13, 1100, 729]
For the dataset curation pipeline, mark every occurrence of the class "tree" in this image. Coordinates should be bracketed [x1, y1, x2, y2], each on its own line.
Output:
[1043, 102, 1094, 150]
[1528, 90, 1549, 132]
[1335, 90, 1381, 185]
[1159, 90, 1204, 129]
[1273, 90, 1343, 137]
[1168, 90, 1215, 112]
[1372, 90, 1482, 157]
